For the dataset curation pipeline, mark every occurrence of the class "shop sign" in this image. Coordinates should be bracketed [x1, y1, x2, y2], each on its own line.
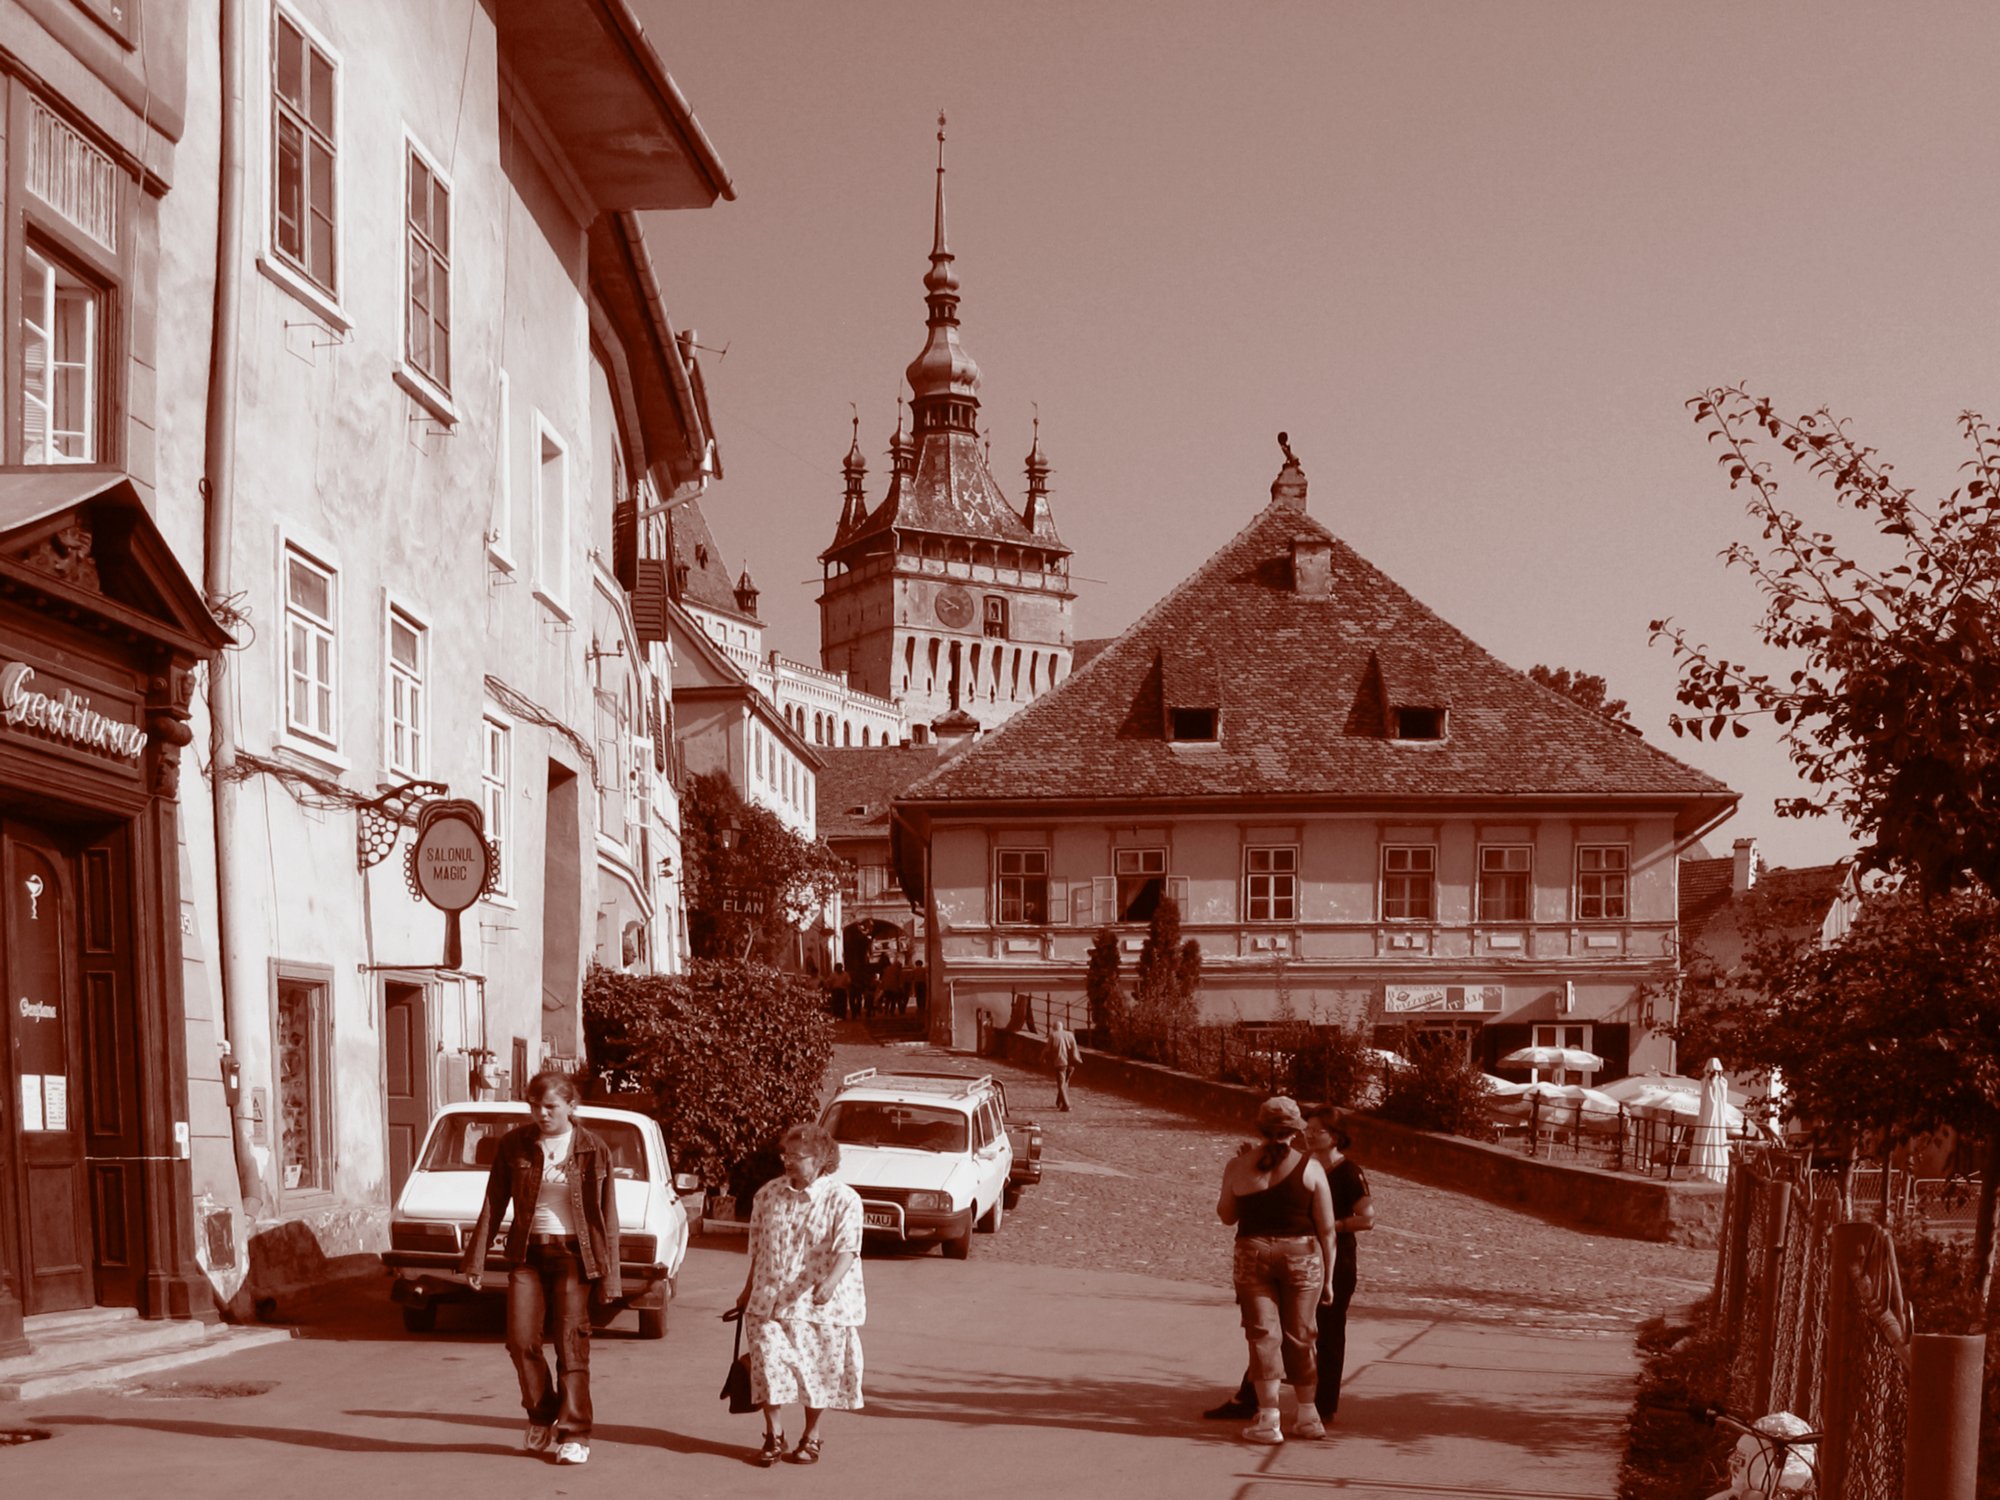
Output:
[1384, 983, 1502, 1014]
[405, 798, 494, 969]
[0, 660, 146, 762]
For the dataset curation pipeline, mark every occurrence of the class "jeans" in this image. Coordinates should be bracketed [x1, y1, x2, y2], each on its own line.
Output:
[1232, 1246, 1356, 1417]
[1232, 1236, 1322, 1386]
[506, 1242, 593, 1439]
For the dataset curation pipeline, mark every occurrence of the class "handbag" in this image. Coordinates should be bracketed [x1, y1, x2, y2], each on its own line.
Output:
[719, 1307, 756, 1413]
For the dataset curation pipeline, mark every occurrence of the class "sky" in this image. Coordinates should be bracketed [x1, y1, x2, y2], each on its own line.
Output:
[637, 1, 2000, 874]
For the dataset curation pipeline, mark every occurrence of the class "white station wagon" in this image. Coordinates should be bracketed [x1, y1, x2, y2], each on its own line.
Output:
[382, 1101, 697, 1337]
[820, 1069, 1040, 1259]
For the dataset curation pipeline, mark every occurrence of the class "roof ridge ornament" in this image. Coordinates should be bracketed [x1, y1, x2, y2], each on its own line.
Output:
[1271, 431, 1309, 510]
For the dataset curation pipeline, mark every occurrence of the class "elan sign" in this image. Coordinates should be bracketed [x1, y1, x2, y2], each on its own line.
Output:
[0, 660, 147, 761]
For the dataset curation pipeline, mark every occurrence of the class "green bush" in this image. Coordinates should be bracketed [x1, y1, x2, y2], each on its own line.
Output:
[582, 959, 832, 1201]
[1377, 1027, 1496, 1138]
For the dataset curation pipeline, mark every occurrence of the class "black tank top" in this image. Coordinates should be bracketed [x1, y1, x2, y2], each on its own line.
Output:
[1235, 1150, 1316, 1238]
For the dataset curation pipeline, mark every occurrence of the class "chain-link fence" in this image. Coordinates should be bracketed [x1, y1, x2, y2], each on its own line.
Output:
[1710, 1149, 1917, 1500]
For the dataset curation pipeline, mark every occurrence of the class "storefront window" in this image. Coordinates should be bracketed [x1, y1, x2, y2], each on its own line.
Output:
[276, 975, 329, 1191]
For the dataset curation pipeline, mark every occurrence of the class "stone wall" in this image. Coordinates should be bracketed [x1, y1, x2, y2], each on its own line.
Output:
[995, 1029, 1724, 1247]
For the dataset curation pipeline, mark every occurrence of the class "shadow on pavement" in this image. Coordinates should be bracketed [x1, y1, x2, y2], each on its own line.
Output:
[346, 1408, 750, 1461]
[859, 1372, 1621, 1458]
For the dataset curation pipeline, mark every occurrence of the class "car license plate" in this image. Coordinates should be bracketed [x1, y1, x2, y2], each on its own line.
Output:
[864, 1208, 897, 1231]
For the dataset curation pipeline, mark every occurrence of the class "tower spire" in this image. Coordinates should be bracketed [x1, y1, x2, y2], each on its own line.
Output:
[1023, 405, 1059, 541]
[835, 404, 868, 537]
[905, 111, 981, 438]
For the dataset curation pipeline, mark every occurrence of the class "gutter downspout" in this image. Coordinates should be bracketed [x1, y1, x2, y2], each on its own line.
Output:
[204, 0, 268, 1226]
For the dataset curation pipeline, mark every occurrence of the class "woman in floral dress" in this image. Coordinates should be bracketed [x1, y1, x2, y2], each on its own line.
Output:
[733, 1122, 866, 1466]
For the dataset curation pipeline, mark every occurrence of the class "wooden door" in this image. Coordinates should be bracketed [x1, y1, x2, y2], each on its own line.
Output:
[78, 828, 141, 1308]
[383, 983, 429, 1199]
[5, 825, 93, 1313]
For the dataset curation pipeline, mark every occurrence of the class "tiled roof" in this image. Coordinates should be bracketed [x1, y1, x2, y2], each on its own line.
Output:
[904, 494, 1735, 814]
[827, 429, 1067, 557]
[1681, 859, 1854, 969]
[1679, 856, 1735, 933]
[671, 499, 753, 621]
[816, 746, 956, 840]
[1071, 638, 1116, 672]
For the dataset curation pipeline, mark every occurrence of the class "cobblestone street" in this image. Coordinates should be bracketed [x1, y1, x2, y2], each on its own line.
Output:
[833, 1030, 1714, 1336]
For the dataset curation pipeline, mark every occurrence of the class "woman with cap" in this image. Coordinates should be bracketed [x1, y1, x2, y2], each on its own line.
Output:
[1214, 1095, 1337, 1443]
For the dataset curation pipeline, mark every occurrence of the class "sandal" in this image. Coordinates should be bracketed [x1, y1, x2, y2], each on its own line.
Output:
[757, 1430, 785, 1468]
[789, 1434, 823, 1465]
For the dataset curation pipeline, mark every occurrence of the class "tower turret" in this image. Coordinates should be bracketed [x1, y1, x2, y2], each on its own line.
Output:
[903, 114, 982, 439]
[734, 565, 760, 617]
[1022, 411, 1060, 542]
[835, 408, 868, 538]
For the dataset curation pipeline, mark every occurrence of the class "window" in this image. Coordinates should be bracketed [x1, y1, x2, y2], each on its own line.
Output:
[1576, 845, 1629, 920]
[1245, 846, 1297, 922]
[1381, 845, 1435, 921]
[1532, 1024, 1595, 1082]
[1116, 848, 1167, 922]
[996, 849, 1048, 925]
[275, 972, 331, 1191]
[1392, 706, 1447, 741]
[983, 595, 1008, 638]
[1169, 707, 1218, 742]
[272, 10, 337, 293]
[404, 144, 450, 390]
[1478, 846, 1531, 922]
[385, 606, 426, 776]
[284, 545, 337, 745]
[534, 419, 569, 611]
[481, 716, 510, 896]
[21, 245, 99, 463]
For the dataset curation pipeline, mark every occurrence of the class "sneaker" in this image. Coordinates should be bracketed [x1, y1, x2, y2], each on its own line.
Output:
[1243, 1412, 1284, 1445]
[1293, 1414, 1326, 1441]
[1202, 1396, 1257, 1421]
[554, 1441, 589, 1465]
[523, 1423, 554, 1454]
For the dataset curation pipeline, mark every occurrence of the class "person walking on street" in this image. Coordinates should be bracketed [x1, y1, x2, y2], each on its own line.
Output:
[734, 1122, 866, 1467]
[1051, 1019, 1082, 1111]
[462, 1071, 622, 1466]
[1214, 1096, 1337, 1444]
[1204, 1104, 1374, 1425]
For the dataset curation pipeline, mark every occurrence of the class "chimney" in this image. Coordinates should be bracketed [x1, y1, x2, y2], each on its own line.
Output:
[1292, 535, 1332, 597]
[1732, 837, 1758, 895]
[1269, 431, 1308, 511]
[930, 706, 980, 752]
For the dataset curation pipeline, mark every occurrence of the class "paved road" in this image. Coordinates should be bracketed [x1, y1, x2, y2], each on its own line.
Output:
[0, 1030, 1706, 1498]
[836, 1033, 1713, 1335]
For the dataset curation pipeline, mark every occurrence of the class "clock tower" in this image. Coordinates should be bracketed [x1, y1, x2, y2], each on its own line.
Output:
[818, 119, 1074, 738]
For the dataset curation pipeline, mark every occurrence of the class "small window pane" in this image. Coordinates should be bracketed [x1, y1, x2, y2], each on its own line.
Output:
[288, 559, 329, 617]
[307, 51, 335, 136]
[277, 19, 303, 104]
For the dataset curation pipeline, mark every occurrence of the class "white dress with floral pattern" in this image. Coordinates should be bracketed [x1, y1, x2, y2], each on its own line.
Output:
[745, 1174, 866, 1409]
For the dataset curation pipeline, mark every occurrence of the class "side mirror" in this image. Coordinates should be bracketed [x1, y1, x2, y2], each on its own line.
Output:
[673, 1172, 703, 1196]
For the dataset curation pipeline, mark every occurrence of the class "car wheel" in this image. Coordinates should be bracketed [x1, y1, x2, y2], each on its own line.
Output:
[976, 1194, 1004, 1234]
[401, 1303, 439, 1334]
[639, 1305, 668, 1340]
[942, 1222, 972, 1260]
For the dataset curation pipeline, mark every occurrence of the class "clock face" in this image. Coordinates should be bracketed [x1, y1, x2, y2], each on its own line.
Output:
[934, 585, 975, 630]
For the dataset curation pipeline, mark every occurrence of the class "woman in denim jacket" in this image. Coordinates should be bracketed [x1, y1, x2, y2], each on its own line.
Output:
[462, 1071, 622, 1466]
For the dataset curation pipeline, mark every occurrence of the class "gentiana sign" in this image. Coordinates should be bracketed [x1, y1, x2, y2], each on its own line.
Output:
[0, 661, 147, 760]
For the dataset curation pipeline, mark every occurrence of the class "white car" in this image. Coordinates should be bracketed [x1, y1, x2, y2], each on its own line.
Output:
[382, 1101, 697, 1338]
[820, 1069, 1040, 1260]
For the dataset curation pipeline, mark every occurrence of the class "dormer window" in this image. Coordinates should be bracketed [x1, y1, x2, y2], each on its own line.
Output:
[1169, 707, 1219, 742]
[1393, 706, 1447, 741]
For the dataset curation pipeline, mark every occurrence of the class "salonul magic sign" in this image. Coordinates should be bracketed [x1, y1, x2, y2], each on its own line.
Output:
[1, 661, 148, 761]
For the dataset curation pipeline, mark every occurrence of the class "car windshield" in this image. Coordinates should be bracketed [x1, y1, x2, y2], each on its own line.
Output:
[823, 1101, 969, 1153]
[418, 1115, 650, 1179]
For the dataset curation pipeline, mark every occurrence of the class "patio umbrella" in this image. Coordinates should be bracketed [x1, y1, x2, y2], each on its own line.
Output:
[1366, 1048, 1412, 1071]
[1690, 1058, 1732, 1183]
[1599, 1071, 1752, 1110]
[1499, 1044, 1604, 1081]
[1628, 1085, 1745, 1133]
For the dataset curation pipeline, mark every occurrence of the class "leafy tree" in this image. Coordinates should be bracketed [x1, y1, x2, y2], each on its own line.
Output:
[1527, 663, 1633, 726]
[1682, 887, 2000, 1303]
[682, 771, 844, 963]
[1085, 927, 1124, 1041]
[1654, 389, 2000, 896]
[582, 959, 832, 1203]
[1655, 386, 2000, 1315]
